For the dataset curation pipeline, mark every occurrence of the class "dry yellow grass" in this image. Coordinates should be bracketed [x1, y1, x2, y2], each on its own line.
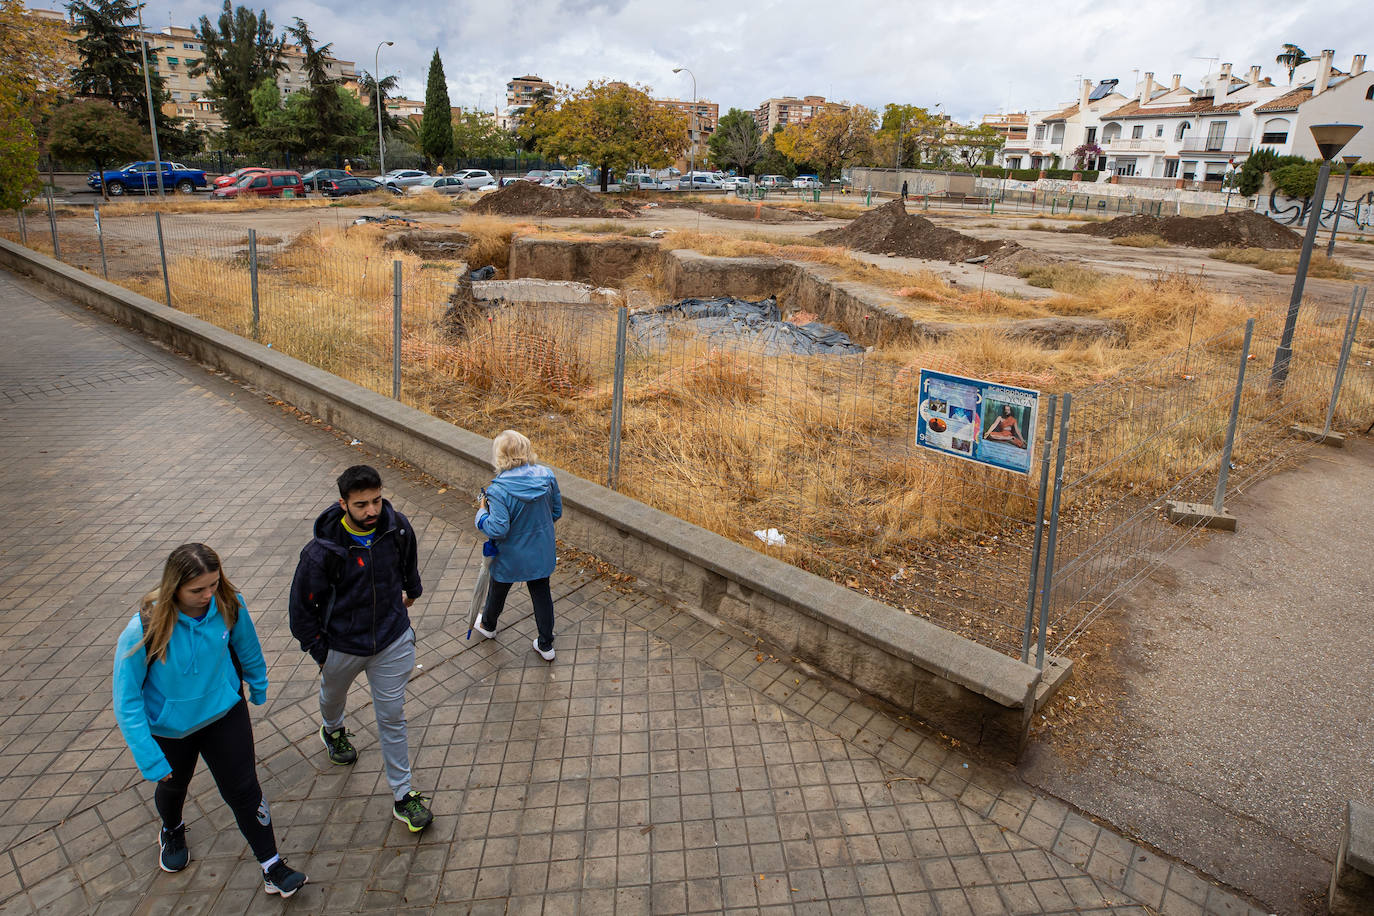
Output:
[85, 196, 327, 217]
[1110, 233, 1169, 248]
[1209, 247, 1354, 279]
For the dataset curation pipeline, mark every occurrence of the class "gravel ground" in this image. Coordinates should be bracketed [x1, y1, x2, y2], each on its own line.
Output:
[1020, 437, 1374, 914]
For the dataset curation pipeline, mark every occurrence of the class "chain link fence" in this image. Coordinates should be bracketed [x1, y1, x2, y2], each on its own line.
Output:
[3, 202, 1370, 666]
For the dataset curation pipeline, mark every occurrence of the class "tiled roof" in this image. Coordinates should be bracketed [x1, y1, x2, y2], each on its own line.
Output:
[1253, 87, 1311, 113]
[1100, 98, 1250, 120]
[1041, 103, 1079, 123]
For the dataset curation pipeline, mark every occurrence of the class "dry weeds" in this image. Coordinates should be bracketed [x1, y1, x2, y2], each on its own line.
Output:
[1110, 233, 1170, 248]
[1208, 246, 1354, 278]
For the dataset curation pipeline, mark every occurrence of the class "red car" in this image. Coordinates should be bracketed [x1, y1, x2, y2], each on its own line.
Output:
[213, 166, 269, 189]
[213, 170, 308, 199]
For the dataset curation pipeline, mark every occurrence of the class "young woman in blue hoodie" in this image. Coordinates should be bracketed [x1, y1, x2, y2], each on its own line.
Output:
[113, 543, 307, 897]
[472, 430, 563, 660]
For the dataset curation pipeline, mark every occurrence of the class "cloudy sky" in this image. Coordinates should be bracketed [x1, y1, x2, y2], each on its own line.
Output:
[35, 0, 1374, 121]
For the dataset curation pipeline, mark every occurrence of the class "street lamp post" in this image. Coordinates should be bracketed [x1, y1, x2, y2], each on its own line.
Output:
[1270, 122, 1363, 390]
[1326, 154, 1361, 257]
[673, 67, 696, 178]
[375, 41, 394, 177]
[136, 6, 166, 197]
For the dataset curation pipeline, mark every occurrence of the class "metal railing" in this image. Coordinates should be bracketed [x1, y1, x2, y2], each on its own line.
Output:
[3, 203, 1369, 667]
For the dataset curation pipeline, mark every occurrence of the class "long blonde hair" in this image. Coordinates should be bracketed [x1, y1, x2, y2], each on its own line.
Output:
[137, 543, 240, 665]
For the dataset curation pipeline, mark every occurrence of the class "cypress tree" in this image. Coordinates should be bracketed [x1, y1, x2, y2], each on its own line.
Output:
[419, 49, 454, 167]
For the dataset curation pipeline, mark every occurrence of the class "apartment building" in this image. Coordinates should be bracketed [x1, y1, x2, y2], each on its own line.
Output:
[753, 95, 847, 134]
[498, 74, 554, 131]
[655, 97, 719, 163]
[1010, 50, 1371, 183]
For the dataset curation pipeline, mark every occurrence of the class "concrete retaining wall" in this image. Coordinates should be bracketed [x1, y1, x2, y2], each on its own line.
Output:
[1, 238, 1043, 761]
[508, 237, 660, 288]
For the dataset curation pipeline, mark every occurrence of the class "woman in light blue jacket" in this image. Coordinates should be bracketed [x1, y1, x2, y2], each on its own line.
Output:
[472, 430, 563, 661]
[113, 543, 306, 897]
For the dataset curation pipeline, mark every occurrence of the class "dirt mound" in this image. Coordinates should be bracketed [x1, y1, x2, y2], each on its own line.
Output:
[813, 199, 1051, 275]
[662, 201, 823, 223]
[1068, 210, 1302, 249]
[470, 182, 629, 218]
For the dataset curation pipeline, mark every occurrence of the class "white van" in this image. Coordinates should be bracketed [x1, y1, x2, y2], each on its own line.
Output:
[622, 172, 671, 191]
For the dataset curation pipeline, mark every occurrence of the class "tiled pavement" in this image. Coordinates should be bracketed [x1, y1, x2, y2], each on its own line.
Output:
[0, 268, 1266, 915]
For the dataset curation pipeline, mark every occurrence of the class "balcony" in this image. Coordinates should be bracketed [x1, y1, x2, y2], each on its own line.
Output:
[1178, 134, 1254, 154]
[1102, 137, 1165, 152]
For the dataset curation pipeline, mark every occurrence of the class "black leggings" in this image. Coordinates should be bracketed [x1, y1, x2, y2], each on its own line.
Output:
[153, 698, 277, 863]
[483, 577, 555, 650]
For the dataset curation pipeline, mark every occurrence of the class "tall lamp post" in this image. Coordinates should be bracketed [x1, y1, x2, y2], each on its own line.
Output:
[673, 67, 696, 177]
[375, 41, 394, 177]
[136, 6, 166, 197]
[1270, 122, 1363, 390]
[1326, 154, 1361, 257]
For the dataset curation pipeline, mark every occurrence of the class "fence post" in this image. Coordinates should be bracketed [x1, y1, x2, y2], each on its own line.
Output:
[248, 228, 260, 340]
[1322, 286, 1366, 439]
[607, 306, 628, 489]
[45, 186, 60, 260]
[17, 206, 26, 247]
[94, 204, 108, 280]
[154, 212, 171, 307]
[1022, 394, 1058, 665]
[392, 260, 402, 400]
[1213, 318, 1255, 513]
[1036, 393, 1072, 670]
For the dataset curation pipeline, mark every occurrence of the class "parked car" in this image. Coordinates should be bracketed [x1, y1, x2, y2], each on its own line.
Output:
[320, 176, 400, 198]
[301, 168, 349, 191]
[453, 169, 496, 190]
[522, 170, 551, 183]
[377, 169, 429, 189]
[499, 177, 523, 187]
[758, 174, 790, 189]
[621, 172, 671, 191]
[409, 175, 468, 195]
[719, 176, 751, 190]
[792, 175, 822, 189]
[213, 166, 268, 189]
[677, 174, 723, 191]
[213, 170, 307, 199]
[88, 161, 208, 196]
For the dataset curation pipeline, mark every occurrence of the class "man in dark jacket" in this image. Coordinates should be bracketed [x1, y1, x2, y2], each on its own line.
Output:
[289, 465, 432, 832]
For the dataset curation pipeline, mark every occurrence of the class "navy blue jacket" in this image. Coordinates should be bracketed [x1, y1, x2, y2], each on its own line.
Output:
[476, 464, 561, 582]
[289, 499, 421, 663]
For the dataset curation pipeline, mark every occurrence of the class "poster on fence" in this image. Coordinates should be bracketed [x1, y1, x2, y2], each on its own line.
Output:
[915, 370, 1040, 475]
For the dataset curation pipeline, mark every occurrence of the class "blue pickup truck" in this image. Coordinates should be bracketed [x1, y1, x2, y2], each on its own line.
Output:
[87, 161, 209, 196]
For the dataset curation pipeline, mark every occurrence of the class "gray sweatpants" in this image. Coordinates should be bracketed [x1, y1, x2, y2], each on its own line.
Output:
[319, 628, 415, 801]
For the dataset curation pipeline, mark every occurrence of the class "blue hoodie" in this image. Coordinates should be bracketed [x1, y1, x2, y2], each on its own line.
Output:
[112, 595, 269, 781]
[476, 463, 562, 583]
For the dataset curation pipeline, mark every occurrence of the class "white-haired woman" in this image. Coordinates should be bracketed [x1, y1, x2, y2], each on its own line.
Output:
[472, 430, 563, 660]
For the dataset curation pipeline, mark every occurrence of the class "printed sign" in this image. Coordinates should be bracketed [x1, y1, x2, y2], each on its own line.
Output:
[915, 369, 1040, 475]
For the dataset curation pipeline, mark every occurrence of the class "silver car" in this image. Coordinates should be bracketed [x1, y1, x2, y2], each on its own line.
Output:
[408, 175, 467, 195]
[454, 169, 496, 190]
[378, 169, 429, 188]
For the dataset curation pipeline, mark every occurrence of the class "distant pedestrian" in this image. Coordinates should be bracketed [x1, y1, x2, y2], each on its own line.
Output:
[436, 163, 445, 176]
[901, 180, 908, 201]
[471, 430, 563, 661]
[113, 543, 307, 897]
[344, 159, 353, 175]
[289, 465, 433, 832]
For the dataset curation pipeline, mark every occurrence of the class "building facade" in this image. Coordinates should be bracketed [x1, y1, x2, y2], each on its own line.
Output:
[654, 97, 719, 165]
[498, 74, 554, 131]
[753, 95, 847, 134]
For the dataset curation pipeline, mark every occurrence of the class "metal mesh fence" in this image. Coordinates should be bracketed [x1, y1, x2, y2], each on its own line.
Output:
[3, 206, 1370, 666]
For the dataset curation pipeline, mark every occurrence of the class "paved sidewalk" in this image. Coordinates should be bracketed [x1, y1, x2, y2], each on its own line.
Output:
[0, 269, 1264, 915]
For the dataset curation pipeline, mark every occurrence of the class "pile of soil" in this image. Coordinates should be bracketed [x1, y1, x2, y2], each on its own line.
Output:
[661, 201, 824, 223]
[813, 199, 1051, 275]
[1068, 210, 1302, 249]
[470, 182, 629, 218]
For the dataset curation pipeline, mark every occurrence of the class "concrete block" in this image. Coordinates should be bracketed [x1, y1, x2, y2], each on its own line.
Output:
[1330, 801, 1374, 915]
[1289, 424, 1346, 447]
[1166, 500, 1238, 532]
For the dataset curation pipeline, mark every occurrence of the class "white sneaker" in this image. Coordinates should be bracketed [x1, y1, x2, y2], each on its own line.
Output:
[532, 638, 555, 662]
[473, 618, 496, 640]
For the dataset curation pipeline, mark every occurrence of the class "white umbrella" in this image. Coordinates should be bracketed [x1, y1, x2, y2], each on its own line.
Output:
[466, 554, 492, 640]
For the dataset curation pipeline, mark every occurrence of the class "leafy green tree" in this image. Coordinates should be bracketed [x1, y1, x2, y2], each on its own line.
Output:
[516, 86, 555, 153]
[285, 18, 342, 152]
[530, 80, 687, 192]
[1275, 44, 1310, 84]
[419, 49, 454, 167]
[755, 127, 797, 178]
[707, 108, 762, 174]
[46, 98, 148, 198]
[1272, 161, 1320, 198]
[188, 1, 285, 134]
[775, 104, 876, 180]
[452, 110, 514, 158]
[0, 0, 66, 207]
[948, 124, 1005, 168]
[359, 70, 400, 134]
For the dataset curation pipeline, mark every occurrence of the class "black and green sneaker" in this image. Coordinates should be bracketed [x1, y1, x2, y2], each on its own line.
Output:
[319, 725, 357, 765]
[393, 791, 433, 832]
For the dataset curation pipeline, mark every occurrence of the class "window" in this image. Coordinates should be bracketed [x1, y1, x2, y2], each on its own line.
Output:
[1131, 125, 1144, 139]
[1261, 118, 1290, 145]
[1156, 124, 1164, 137]
[1164, 160, 1179, 178]
[183, 42, 195, 49]
[167, 57, 178, 65]
[1085, 126, 1097, 144]
[1205, 121, 1227, 150]
[1367, 86, 1373, 100]
[251, 177, 269, 188]
[1114, 159, 1137, 176]
[1034, 124, 1045, 141]
[1182, 161, 1197, 180]
[271, 175, 289, 187]
[1175, 121, 1190, 141]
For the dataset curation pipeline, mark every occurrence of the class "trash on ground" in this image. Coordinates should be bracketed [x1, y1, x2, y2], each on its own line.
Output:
[629, 296, 865, 356]
[754, 528, 786, 546]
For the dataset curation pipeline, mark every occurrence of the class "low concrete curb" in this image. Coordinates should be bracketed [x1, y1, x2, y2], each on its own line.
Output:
[1, 238, 1043, 760]
[1330, 801, 1374, 915]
